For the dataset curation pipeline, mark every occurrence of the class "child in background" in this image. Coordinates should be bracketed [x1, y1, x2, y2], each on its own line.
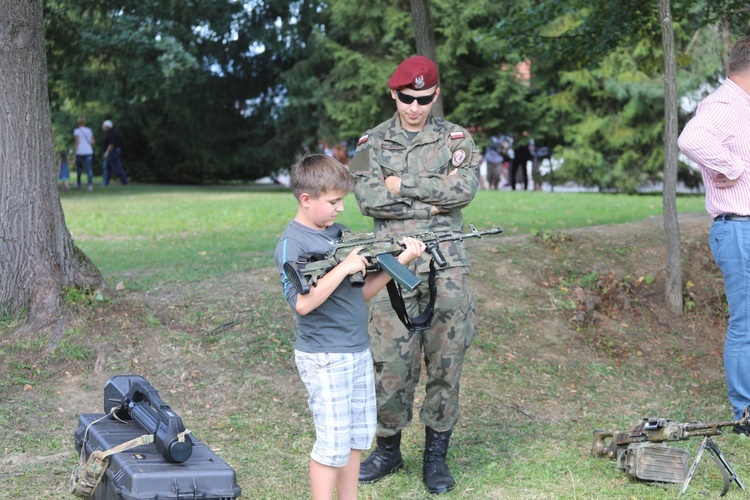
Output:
[58, 150, 70, 191]
[274, 153, 425, 500]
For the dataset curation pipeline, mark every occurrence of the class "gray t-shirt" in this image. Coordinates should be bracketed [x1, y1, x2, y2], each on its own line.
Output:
[274, 220, 370, 353]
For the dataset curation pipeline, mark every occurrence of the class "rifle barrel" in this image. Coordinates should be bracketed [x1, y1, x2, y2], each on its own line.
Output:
[684, 417, 750, 432]
[436, 226, 504, 243]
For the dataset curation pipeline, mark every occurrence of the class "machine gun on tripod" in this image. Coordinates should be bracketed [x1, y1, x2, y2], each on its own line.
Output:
[593, 411, 750, 496]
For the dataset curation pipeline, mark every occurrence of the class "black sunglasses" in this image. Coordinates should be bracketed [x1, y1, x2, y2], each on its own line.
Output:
[396, 90, 436, 106]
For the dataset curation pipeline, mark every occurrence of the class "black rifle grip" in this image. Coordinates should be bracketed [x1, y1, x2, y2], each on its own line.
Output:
[427, 243, 448, 267]
[349, 271, 366, 287]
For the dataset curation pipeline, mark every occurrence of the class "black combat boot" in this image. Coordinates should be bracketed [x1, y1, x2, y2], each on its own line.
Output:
[423, 426, 456, 495]
[358, 432, 405, 484]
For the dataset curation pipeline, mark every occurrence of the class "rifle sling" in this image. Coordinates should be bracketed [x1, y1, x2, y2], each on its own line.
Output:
[386, 259, 437, 332]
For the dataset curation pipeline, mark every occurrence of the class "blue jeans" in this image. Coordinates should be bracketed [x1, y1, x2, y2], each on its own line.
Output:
[102, 147, 128, 186]
[710, 218, 750, 419]
[75, 154, 93, 187]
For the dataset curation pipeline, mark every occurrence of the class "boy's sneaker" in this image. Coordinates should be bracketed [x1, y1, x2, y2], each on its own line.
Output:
[732, 424, 750, 436]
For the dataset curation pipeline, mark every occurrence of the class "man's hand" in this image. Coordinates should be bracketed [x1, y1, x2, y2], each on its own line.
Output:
[385, 175, 401, 195]
[714, 173, 740, 189]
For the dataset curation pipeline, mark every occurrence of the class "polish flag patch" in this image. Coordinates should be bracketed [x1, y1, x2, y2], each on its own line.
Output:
[450, 131, 464, 140]
[358, 134, 369, 145]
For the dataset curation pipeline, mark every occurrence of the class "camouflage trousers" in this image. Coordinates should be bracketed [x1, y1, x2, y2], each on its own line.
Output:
[368, 265, 476, 436]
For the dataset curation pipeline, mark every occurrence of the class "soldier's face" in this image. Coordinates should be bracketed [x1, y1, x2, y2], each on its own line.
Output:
[392, 86, 439, 132]
[299, 189, 347, 229]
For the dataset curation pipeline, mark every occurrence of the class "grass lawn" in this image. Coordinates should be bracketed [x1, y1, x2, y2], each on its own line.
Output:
[2, 184, 732, 499]
[59, 184, 706, 291]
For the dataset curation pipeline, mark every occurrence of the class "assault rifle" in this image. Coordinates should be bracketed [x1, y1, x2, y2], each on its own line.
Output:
[283, 224, 503, 296]
[593, 412, 750, 496]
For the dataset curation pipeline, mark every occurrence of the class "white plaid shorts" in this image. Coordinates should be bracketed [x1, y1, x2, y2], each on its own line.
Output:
[295, 348, 377, 467]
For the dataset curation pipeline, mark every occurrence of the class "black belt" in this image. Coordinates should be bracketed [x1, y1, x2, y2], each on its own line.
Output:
[715, 214, 750, 221]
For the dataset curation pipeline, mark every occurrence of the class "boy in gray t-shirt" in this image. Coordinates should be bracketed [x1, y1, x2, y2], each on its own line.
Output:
[274, 153, 425, 500]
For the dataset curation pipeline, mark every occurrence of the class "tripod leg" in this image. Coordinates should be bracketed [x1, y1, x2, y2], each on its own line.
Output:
[680, 437, 708, 497]
[704, 437, 745, 496]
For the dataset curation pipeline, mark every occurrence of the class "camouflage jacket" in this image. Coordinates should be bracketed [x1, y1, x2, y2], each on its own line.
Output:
[350, 112, 479, 270]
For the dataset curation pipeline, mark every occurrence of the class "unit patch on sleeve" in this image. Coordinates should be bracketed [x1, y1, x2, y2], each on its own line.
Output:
[450, 131, 465, 140]
[357, 134, 369, 146]
[451, 147, 470, 167]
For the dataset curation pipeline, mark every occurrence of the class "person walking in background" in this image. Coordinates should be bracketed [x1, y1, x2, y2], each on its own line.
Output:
[510, 132, 531, 191]
[73, 116, 95, 191]
[498, 139, 513, 189]
[678, 35, 750, 430]
[529, 138, 543, 191]
[483, 138, 505, 190]
[333, 142, 350, 167]
[350, 55, 479, 495]
[58, 150, 70, 191]
[274, 153, 425, 500]
[102, 120, 129, 186]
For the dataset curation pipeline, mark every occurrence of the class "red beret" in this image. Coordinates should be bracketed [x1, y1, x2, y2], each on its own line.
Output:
[387, 56, 439, 90]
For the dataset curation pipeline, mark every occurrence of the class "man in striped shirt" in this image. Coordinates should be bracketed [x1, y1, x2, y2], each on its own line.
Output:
[678, 36, 750, 431]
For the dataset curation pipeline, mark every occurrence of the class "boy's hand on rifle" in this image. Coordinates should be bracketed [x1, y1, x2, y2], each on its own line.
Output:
[398, 237, 426, 265]
[340, 247, 368, 276]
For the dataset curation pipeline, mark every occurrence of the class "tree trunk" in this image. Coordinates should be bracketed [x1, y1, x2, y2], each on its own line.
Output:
[410, 0, 444, 118]
[658, 0, 683, 316]
[0, 0, 105, 337]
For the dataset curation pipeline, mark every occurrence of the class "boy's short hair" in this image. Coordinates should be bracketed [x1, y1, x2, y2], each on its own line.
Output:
[291, 153, 355, 200]
[729, 36, 750, 76]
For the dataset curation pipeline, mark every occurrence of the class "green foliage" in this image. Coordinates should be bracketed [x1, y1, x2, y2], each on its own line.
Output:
[42, 0, 750, 188]
[54, 328, 91, 362]
[545, 47, 667, 193]
[312, 0, 538, 142]
[44, 0, 310, 182]
[62, 286, 104, 307]
[0, 306, 27, 327]
[490, 0, 749, 192]
[530, 229, 570, 249]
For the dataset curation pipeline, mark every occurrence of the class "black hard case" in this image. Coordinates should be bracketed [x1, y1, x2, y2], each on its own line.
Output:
[74, 413, 241, 500]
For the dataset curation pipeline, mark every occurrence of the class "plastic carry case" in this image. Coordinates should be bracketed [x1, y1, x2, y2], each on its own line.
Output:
[74, 413, 241, 500]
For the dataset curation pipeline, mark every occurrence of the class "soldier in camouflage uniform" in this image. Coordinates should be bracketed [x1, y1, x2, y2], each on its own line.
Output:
[349, 55, 479, 495]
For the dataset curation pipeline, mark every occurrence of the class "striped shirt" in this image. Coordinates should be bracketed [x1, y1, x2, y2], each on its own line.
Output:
[678, 78, 750, 218]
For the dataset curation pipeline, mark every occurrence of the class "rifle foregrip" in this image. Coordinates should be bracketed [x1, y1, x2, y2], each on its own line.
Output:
[427, 244, 448, 267]
[349, 272, 365, 288]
